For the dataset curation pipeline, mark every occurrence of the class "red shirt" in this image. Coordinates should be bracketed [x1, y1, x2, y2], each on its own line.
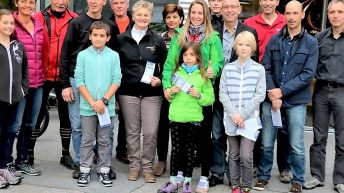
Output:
[116, 17, 130, 33]
[244, 13, 286, 62]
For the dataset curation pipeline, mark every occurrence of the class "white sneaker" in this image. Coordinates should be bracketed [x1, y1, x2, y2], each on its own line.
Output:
[195, 176, 209, 193]
[77, 167, 91, 187]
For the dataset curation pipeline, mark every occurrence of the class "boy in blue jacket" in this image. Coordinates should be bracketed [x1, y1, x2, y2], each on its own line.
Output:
[74, 21, 122, 187]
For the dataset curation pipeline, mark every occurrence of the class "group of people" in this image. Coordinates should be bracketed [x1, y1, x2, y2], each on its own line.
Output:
[0, 0, 343, 193]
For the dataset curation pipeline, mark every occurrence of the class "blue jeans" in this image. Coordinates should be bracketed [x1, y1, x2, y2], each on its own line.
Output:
[258, 102, 306, 185]
[14, 87, 43, 164]
[68, 78, 82, 163]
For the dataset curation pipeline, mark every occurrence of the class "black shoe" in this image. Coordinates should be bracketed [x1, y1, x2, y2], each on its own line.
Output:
[72, 164, 80, 179]
[109, 167, 116, 180]
[116, 153, 129, 164]
[60, 155, 76, 170]
[209, 175, 223, 187]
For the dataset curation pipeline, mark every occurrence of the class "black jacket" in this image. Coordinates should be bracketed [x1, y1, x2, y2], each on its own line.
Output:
[0, 40, 28, 104]
[117, 25, 168, 97]
[108, 11, 133, 33]
[60, 13, 120, 89]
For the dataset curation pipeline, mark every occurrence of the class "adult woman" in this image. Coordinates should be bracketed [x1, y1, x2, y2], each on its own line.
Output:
[117, 0, 167, 183]
[9, 0, 48, 176]
[162, 0, 223, 192]
[154, 3, 184, 177]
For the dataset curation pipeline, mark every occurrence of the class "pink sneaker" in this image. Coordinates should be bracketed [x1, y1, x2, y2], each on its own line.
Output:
[158, 182, 178, 193]
[232, 186, 241, 193]
[0, 169, 21, 185]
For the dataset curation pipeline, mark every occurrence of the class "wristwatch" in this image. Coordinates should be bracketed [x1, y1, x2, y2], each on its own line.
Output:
[101, 97, 109, 106]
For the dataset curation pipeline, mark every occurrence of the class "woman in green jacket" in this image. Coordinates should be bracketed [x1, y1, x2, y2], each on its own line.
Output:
[162, 0, 223, 192]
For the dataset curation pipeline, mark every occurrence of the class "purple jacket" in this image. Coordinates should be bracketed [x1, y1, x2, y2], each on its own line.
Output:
[13, 12, 48, 88]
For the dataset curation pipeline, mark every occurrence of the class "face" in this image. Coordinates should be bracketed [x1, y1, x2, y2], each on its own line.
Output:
[221, 0, 241, 24]
[89, 28, 110, 49]
[209, 0, 222, 14]
[87, 0, 106, 14]
[16, 0, 35, 16]
[328, 2, 344, 29]
[284, 2, 304, 31]
[50, 0, 70, 13]
[235, 38, 253, 59]
[183, 47, 198, 66]
[189, 3, 204, 26]
[133, 7, 152, 30]
[165, 12, 182, 30]
[0, 15, 15, 36]
[111, 0, 129, 17]
[259, 0, 279, 15]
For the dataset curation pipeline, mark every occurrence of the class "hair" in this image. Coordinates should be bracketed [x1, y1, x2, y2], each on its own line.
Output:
[0, 9, 12, 20]
[233, 31, 257, 55]
[328, 0, 344, 10]
[132, 0, 154, 16]
[162, 4, 185, 28]
[110, 0, 129, 5]
[178, 0, 214, 46]
[175, 42, 208, 81]
[88, 21, 111, 36]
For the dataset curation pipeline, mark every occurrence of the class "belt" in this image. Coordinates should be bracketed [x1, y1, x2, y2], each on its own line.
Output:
[318, 80, 344, 88]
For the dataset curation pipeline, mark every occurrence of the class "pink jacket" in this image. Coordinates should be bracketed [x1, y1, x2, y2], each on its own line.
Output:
[13, 12, 49, 88]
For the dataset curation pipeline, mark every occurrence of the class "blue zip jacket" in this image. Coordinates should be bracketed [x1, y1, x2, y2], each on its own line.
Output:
[75, 46, 122, 116]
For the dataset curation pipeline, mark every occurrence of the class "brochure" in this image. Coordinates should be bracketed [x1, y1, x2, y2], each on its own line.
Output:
[140, 61, 156, 84]
[97, 106, 111, 128]
[171, 74, 193, 93]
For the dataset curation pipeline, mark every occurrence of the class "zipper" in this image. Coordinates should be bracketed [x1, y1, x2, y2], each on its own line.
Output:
[54, 35, 60, 81]
[97, 49, 100, 100]
[239, 66, 244, 113]
[6, 46, 13, 104]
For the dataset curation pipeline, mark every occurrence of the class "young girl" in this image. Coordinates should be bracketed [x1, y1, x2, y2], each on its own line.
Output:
[159, 42, 214, 193]
[0, 9, 28, 188]
[219, 31, 266, 193]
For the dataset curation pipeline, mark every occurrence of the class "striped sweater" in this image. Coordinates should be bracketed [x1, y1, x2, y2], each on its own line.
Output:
[219, 58, 266, 136]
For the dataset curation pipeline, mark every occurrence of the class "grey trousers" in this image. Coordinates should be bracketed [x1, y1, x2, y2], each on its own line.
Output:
[228, 135, 255, 188]
[80, 115, 114, 171]
[118, 95, 162, 172]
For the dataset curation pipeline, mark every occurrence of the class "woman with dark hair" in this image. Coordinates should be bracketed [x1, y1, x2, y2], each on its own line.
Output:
[162, 0, 223, 192]
[154, 3, 185, 177]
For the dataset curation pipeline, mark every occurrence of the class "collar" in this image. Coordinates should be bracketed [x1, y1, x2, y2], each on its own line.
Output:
[256, 12, 285, 26]
[326, 27, 344, 38]
[223, 21, 238, 34]
[281, 25, 305, 39]
[132, 25, 148, 35]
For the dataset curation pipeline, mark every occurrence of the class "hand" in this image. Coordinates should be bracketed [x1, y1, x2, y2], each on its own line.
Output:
[151, 76, 161, 87]
[62, 87, 74, 102]
[231, 113, 244, 128]
[171, 86, 181, 94]
[115, 101, 120, 111]
[206, 61, 214, 78]
[271, 99, 282, 111]
[268, 88, 283, 101]
[164, 89, 172, 100]
[188, 87, 200, 98]
[92, 100, 105, 114]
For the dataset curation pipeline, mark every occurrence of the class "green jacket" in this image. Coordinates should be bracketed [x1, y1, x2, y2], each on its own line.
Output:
[168, 68, 215, 122]
[162, 28, 224, 90]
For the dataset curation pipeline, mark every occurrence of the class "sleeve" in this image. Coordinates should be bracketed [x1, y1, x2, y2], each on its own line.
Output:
[197, 79, 215, 106]
[261, 38, 276, 91]
[241, 67, 266, 119]
[108, 22, 120, 52]
[21, 46, 29, 95]
[74, 52, 85, 88]
[209, 34, 224, 79]
[251, 28, 259, 63]
[162, 35, 180, 90]
[157, 37, 168, 80]
[219, 68, 238, 116]
[112, 52, 122, 86]
[280, 38, 319, 96]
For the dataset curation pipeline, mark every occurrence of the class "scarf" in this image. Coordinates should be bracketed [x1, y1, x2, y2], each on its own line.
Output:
[181, 63, 199, 74]
[187, 24, 205, 44]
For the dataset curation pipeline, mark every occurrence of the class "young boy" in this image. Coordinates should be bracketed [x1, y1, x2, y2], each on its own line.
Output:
[74, 21, 122, 187]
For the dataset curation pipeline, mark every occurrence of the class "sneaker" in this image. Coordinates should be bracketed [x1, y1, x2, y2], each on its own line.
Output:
[289, 182, 302, 193]
[109, 167, 116, 180]
[0, 169, 21, 185]
[0, 176, 9, 189]
[72, 164, 80, 179]
[195, 177, 209, 193]
[335, 184, 344, 193]
[303, 176, 324, 189]
[17, 163, 41, 176]
[143, 171, 155, 183]
[231, 186, 241, 193]
[116, 153, 129, 164]
[60, 155, 76, 170]
[128, 170, 139, 181]
[98, 167, 112, 187]
[77, 167, 91, 187]
[157, 182, 178, 193]
[154, 161, 167, 176]
[7, 162, 23, 179]
[208, 175, 223, 187]
[253, 179, 268, 191]
[280, 170, 293, 183]
[183, 182, 192, 193]
[176, 174, 185, 188]
[241, 187, 251, 193]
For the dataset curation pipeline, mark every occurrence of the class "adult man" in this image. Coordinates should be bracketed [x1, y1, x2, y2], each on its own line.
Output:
[60, 0, 119, 179]
[253, 1, 318, 193]
[208, 0, 258, 188]
[244, 0, 291, 183]
[303, 0, 344, 192]
[108, 0, 132, 165]
[32, 0, 78, 169]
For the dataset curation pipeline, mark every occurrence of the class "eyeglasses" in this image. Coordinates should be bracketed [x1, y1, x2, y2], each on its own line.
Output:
[222, 5, 240, 9]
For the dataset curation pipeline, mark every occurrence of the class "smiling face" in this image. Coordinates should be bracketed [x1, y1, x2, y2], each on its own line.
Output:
[50, 0, 70, 13]
[259, 0, 279, 15]
[284, 1, 304, 31]
[183, 47, 198, 66]
[189, 3, 204, 26]
[209, 0, 222, 14]
[221, 0, 241, 24]
[327, 1, 344, 29]
[133, 7, 152, 30]
[165, 12, 182, 30]
[87, 0, 106, 15]
[111, 0, 129, 18]
[16, 0, 35, 16]
[0, 14, 15, 37]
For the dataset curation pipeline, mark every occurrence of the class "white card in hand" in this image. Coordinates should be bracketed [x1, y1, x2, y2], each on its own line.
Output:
[271, 109, 283, 127]
[97, 106, 111, 128]
[141, 61, 156, 84]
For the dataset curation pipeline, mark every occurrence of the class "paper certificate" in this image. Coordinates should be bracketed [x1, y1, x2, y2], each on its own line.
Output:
[171, 74, 193, 93]
[236, 117, 262, 141]
[97, 106, 111, 128]
[271, 109, 283, 127]
[141, 61, 156, 84]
